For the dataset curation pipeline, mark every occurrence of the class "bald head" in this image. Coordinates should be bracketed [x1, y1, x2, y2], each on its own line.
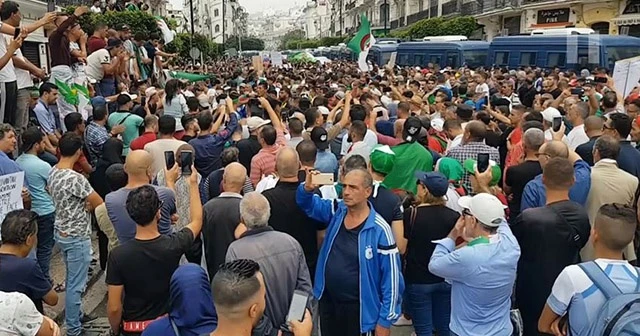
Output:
[465, 120, 486, 142]
[584, 116, 604, 137]
[541, 140, 569, 159]
[223, 162, 247, 193]
[124, 150, 153, 178]
[276, 147, 300, 179]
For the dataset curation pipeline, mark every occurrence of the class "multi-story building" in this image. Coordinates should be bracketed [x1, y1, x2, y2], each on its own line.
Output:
[304, 0, 332, 38]
[166, 2, 187, 33]
[249, 7, 306, 50]
[326, 0, 639, 40]
[183, 0, 241, 43]
[16, 0, 50, 72]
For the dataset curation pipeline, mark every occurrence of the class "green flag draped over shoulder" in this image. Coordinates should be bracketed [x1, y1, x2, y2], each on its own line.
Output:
[347, 14, 375, 71]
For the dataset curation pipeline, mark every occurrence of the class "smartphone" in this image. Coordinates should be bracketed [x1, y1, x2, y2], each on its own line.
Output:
[180, 150, 193, 176]
[286, 290, 309, 323]
[312, 173, 334, 185]
[570, 88, 584, 96]
[594, 76, 608, 84]
[477, 153, 490, 173]
[164, 151, 175, 170]
[552, 117, 562, 132]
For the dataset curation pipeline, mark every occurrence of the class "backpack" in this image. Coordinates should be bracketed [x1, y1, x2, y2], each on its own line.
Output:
[577, 261, 640, 336]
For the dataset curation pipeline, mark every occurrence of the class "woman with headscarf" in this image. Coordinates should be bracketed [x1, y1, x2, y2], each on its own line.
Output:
[89, 137, 123, 270]
[142, 264, 217, 336]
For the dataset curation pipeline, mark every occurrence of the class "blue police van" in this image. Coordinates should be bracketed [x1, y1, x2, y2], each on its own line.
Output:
[369, 43, 399, 66]
[395, 41, 490, 69]
[487, 34, 640, 70]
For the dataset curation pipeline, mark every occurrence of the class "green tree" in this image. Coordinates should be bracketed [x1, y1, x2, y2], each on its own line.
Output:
[226, 36, 265, 51]
[400, 16, 478, 39]
[163, 33, 221, 60]
[280, 29, 306, 49]
[65, 7, 160, 36]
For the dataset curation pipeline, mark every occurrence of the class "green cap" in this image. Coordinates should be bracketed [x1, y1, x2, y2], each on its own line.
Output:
[435, 157, 464, 182]
[369, 145, 396, 175]
[463, 158, 501, 186]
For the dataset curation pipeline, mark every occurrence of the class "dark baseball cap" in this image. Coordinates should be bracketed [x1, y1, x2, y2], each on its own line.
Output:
[456, 104, 474, 120]
[310, 126, 329, 150]
[116, 93, 133, 106]
[106, 38, 123, 49]
[415, 171, 449, 197]
[403, 116, 423, 142]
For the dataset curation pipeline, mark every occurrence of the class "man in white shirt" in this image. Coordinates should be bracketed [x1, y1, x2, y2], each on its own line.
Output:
[443, 119, 464, 154]
[90, 0, 102, 13]
[86, 38, 123, 97]
[539, 204, 638, 336]
[144, 115, 186, 176]
[343, 121, 373, 164]
[0, 2, 54, 126]
[340, 105, 378, 156]
[566, 101, 591, 150]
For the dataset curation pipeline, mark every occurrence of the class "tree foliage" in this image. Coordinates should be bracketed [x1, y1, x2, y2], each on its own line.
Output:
[163, 33, 221, 60]
[280, 29, 306, 49]
[65, 7, 160, 36]
[225, 36, 265, 51]
[393, 16, 478, 39]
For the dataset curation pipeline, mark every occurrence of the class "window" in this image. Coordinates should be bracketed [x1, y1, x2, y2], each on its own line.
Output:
[519, 52, 536, 66]
[494, 51, 509, 65]
[380, 52, 392, 65]
[463, 50, 487, 68]
[214, 8, 219, 16]
[399, 54, 409, 65]
[446, 53, 459, 67]
[429, 55, 441, 65]
[415, 54, 425, 65]
[215, 24, 220, 33]
[547, 52, 566, 67]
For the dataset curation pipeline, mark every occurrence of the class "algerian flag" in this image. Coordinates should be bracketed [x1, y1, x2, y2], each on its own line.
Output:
[348, 15, 375, 72]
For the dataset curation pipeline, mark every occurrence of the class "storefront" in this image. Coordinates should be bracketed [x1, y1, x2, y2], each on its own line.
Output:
[612, 0, 640, 36]
[525, 7, 575, 31]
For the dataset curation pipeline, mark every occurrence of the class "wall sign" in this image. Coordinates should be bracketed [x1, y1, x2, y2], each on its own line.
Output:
[537, 8, 570, 24]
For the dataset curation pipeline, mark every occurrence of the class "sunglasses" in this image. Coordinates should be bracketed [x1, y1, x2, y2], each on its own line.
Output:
[462, 209, 473, 217]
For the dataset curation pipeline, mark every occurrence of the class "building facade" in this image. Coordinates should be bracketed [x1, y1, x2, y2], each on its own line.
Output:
[183, 0, 241, 43]
[323, 0, 638, 39]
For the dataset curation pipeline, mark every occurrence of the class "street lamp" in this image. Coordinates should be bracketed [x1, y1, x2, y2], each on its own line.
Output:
[383, 0, 388, 36]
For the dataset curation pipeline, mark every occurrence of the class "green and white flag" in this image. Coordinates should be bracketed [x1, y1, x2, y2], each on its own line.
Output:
[348, 14, 375, 72]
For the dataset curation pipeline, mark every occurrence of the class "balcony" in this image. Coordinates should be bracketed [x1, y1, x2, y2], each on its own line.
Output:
[461, 0, 520, 15]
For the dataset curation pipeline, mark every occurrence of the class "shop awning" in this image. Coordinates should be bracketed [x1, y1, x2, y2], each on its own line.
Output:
[612, 14, 640, 26]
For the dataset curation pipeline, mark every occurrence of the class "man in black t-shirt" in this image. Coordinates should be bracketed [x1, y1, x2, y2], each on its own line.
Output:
[106, 164, 203, 336]
[511, 157, 590, 336]
[504, 128, 544, 220]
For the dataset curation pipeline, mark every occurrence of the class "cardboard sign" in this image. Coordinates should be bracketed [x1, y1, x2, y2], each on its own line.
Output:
[271, 52, 284, 67]
[0, 171, 25, 225]
[252, 55, 264, 74]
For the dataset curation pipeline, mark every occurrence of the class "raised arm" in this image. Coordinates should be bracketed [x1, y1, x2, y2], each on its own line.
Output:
[295, 171, 336, 225]
[184, 166, 203, 238]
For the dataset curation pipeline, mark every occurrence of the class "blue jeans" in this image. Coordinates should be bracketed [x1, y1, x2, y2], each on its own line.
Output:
[405, 282, 452, 336]
[36, 212, 55, 283]
[55, 234, 91, 336]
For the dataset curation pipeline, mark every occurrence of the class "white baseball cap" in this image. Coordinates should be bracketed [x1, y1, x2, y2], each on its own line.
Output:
[458, 193, 507, 227]
[542, 107, 561, 123]
[246, 116, 271, 131]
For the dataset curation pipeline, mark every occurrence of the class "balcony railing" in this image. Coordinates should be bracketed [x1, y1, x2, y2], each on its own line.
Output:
[460, 0, 520, 15]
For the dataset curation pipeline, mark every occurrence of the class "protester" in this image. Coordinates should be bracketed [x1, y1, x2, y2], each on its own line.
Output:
[15, 128, 56, 281]
[539, 204, 638, 336]
[511, 157, 590, 336]
[404, 171, 459, 336]
[130, 115, 158, 151]
[582, 135, 638, 261]
[429, 184, 520, 336]
[0, 210, 58, 313]
[190, 100, 238, 177]
[297, 168, 403, 335]
[106, 164, 202, 336]
[108, 94, 144, 156]
[0, 291, 61, 336]
[142, 264, 217, 336]
[227, 192, 312, 330]
[575, 116, 604, 166]
[48, 133, 103, 336]
[504, 128, 544, 219]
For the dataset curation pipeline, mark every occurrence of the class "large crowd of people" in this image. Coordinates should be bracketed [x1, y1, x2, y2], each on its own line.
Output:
[2, 3, 640, 336]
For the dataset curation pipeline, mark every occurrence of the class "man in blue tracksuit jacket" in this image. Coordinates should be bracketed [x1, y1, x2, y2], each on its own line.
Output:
[296, 168, 404, 336]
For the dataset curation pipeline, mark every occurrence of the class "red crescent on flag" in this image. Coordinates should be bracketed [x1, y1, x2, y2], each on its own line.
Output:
[360, 33, 371, 50]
